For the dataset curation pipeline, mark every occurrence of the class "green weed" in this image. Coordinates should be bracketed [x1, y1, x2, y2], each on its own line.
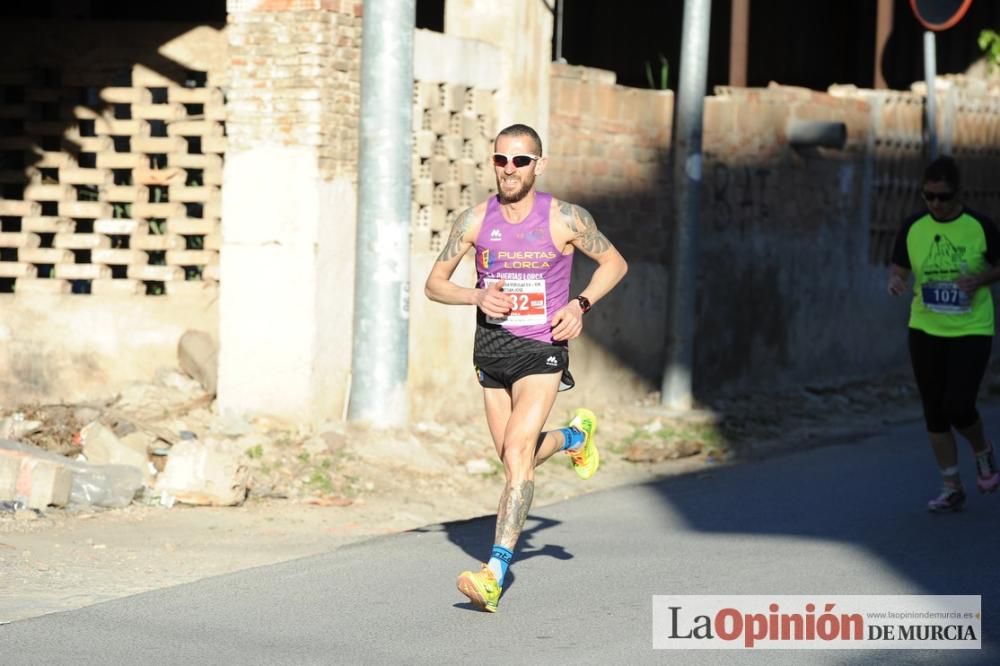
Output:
[979, 29, 1000, 72]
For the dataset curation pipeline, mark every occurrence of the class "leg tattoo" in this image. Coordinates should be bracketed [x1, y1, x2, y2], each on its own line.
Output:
[495, 480, 535, 550]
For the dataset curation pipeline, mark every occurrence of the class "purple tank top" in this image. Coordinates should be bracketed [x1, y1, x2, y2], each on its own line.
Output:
[474, 192, 573, 344]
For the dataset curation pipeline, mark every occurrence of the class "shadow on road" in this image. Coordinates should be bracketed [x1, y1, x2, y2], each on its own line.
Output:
[642, 419, 1000, 593]
[413, 511, 573, 605]
[627, 415, 1000, 660]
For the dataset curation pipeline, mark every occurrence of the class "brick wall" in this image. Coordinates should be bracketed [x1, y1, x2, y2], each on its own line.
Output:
[545, 67, 895, 393]
[547, 63, 673, 263]
[696, 85, 876, 388]
[226, 0, 362, 180]
[5, 12, 997, 407]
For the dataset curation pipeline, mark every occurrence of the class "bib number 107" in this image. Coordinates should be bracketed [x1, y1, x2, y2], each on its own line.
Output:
[931, 288, 961, 303]
[921, 282, 971, 314]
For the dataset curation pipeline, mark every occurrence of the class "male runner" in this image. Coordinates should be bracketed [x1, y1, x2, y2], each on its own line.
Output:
[424, 123, 628, 612]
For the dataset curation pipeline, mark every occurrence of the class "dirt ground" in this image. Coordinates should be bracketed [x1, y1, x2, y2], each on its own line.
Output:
[1, 364, 971, 624]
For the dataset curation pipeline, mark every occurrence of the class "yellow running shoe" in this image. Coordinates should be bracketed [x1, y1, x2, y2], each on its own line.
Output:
[456, 564, 501, 613]
[567, 407, 599, 480]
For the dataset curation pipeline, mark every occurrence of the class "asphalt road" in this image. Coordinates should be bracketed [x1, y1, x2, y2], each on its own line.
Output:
[2, 408, 999, 665]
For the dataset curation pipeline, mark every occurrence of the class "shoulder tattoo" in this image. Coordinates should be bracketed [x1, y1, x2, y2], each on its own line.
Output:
[437, 208, 475, 261]
[558, 201, 611, 254]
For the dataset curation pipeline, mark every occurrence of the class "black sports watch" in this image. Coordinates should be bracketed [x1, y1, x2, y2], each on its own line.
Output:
[575, 295, 592, 314]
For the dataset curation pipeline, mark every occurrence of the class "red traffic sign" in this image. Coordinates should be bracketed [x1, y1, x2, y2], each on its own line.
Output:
[909, 0, 974, 31]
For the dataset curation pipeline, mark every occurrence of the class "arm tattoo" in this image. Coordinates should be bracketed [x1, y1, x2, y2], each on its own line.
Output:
[436, 207, 475, 262]
[495, 479, 535, 549]
[558, 201, 611, 254]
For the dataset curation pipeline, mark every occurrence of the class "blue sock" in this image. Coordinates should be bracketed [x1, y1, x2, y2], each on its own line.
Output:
[487, 545, 513, 585]
[559, 426, 585, 452]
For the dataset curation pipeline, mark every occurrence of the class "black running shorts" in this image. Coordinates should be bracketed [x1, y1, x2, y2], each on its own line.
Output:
[474, 346, 575, 392]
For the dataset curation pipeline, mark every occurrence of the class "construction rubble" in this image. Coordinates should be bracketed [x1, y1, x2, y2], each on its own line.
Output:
[0, 328, 957, 518]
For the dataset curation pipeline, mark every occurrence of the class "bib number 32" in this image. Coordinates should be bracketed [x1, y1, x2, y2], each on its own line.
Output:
[485, 278, 547, 326]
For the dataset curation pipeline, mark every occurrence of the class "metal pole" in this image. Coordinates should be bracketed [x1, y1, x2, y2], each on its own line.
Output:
[349, 0, 415, 427]
[662, 0, 712, 411]
[923, 30, 938, 159]
[555, 0, 565, 63]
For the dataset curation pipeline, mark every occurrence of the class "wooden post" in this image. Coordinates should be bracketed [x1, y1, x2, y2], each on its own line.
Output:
[728, 0, 750, 87]
[874, 0, 893, 89]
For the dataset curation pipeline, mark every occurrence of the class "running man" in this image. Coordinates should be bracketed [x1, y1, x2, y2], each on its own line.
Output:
[424, 123, 628, 611]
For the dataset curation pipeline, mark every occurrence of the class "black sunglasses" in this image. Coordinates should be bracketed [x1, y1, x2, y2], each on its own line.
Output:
[922, 190, 956, 202]
[492, 153, 539, 168]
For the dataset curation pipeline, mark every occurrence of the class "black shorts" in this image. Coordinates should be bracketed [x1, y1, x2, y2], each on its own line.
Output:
[908, 328, 992, 432]
[474, 346, 575, 392]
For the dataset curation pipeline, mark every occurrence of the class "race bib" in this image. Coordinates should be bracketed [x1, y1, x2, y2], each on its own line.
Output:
[921, 281, 971, 314]
[485, 278, 547, 326]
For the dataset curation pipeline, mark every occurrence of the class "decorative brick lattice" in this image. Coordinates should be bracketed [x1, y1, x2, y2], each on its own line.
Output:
[949, 90, 1000, 218]
[410, 82, 497, 254]
[0, 66, 223, 295]
[867, 91, 926, 266]
[838, 83, 1000, 265]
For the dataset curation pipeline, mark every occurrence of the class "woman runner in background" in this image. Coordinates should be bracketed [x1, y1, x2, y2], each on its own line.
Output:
[888, 155, 1000, 512]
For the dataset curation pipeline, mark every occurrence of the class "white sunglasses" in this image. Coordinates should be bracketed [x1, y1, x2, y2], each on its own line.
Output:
[492, 153, 540, 168]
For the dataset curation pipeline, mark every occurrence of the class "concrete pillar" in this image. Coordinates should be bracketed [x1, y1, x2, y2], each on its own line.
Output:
[444, 0, 553, 148]
[219, 0, 362, 422]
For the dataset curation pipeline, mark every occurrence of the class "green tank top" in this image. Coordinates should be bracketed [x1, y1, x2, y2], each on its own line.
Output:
[892, 209, 998, 337]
